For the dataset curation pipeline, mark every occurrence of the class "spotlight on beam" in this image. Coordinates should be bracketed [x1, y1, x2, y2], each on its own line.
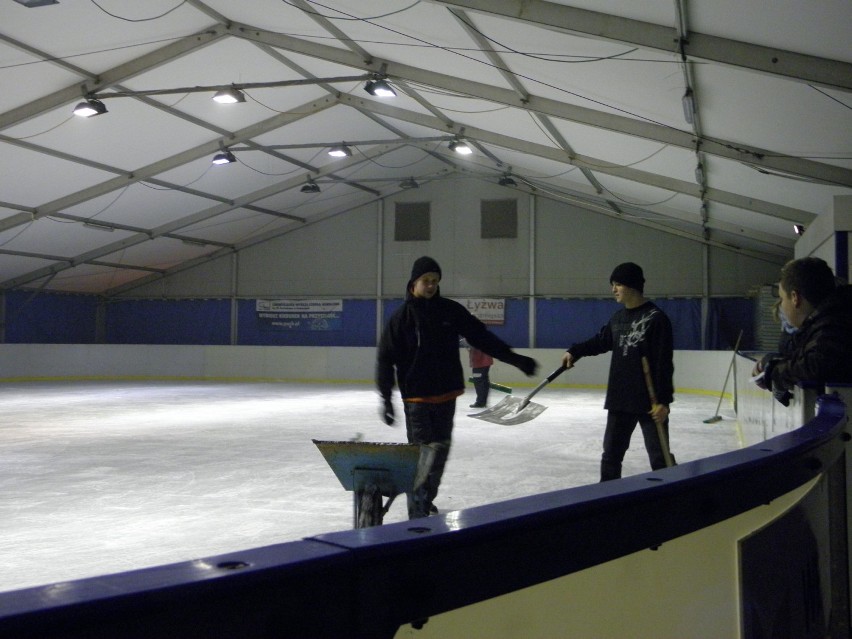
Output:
[212, 150, 237, 165]
[300, 179, 320, 194]
[73, 98, 107, 117]
[328, 145, 352, 158]
[364, 78, 396, 98]
[212, 88, 246, 104]
[449, 139, 472, 155]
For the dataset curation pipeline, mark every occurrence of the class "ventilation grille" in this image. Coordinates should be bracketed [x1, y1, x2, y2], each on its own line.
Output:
[394, 202, 430, 241]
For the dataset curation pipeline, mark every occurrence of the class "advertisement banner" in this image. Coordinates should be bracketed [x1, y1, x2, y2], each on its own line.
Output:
[455, 298, 505, 325]
[256, 299, 343, 331]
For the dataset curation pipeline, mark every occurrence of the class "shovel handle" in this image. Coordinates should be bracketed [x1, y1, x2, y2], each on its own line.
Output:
[519, 365, 568, 409]
[545, 364, 569, 384]
[641, 356, 658, 406]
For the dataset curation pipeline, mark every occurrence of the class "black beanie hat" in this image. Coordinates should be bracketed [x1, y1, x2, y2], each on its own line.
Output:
[409, 256, 442, 285]
[609, 262, 645, 293]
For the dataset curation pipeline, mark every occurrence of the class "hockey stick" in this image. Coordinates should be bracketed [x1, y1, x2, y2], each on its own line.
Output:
[468, 377, 512, 393]
[641, 356, 674, 468]
[703, 329, 743, 423]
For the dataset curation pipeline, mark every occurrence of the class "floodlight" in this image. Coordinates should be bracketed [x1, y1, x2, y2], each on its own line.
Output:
[328, 145, 352, 158]
[212, 88, 246, 104]
[364, 79, 396, 98]
[212, 150, 237, 165]
[682, 89, 696, 125]
[73, 98, 107, 117]
[449, 140, 472, 155]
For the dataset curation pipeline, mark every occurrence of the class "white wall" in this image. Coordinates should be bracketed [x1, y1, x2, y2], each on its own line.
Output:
[121, 177, 785, 300]
[794, 194, 852, 280]
[0, 344, 733, 393]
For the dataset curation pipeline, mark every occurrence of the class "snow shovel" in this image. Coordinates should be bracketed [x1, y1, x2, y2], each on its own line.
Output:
[468, 365, 568, 425]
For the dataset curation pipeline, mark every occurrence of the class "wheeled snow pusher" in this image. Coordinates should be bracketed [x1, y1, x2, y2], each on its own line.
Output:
[313, 440, 434, 528]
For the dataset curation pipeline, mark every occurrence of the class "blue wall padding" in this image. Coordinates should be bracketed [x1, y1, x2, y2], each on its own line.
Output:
[4, 290, 99, 343]
[706, 297, 756, 350]
[237, 299, 376, 346]
[382, 298, 529, 348]
[654, 298, 701, 350]
[4, 291, 754, 350]
[536, 298, 620, 349]
[106, 299, 230, 344]
[539, 298, 702, 350]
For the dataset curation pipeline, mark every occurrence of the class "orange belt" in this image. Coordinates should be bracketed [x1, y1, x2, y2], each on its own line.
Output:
[404, 390, 464, 404]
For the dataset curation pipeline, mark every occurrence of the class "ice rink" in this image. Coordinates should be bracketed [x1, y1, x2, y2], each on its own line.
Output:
[0, 379, 740, 593]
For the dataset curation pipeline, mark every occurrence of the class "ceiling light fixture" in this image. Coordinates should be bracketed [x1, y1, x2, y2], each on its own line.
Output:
[694, 163, 705, 184]
[328, 145, 352, 158]
[83, 220, 115, 232]
[300, 179, 320, 194]
[682, 88, 696, 125]
[211, 150, 236, 165]
[212, 88, 246, 104]
[181, 238, 209, 247]
[73, 98, 107, 117]
[13, 0, 59, 6]
[498, 174, 517, 187]
[449, 139, 472, 155]
[793, 224, 806, 236]
[399, 178, 419, 189]
[364, 78, 396, 98]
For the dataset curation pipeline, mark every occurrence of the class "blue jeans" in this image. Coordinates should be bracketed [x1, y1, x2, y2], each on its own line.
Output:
[403, 400, 455, 518]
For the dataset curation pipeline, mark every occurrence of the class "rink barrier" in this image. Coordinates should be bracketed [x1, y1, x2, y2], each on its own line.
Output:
[0, 344, 733, 392]
[0, 392, 847, 638]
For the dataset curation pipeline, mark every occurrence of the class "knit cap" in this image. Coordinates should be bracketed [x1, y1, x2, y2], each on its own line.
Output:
[609, 262, 645, 293]
[409, 256, 442, 286]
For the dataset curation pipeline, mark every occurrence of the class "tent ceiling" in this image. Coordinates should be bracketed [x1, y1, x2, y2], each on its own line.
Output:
[1, 0, 850, 295]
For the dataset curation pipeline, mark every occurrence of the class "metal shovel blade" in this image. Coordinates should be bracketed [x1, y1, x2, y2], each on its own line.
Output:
[468, 365, 567, 425]
[469, 396, 547, 425]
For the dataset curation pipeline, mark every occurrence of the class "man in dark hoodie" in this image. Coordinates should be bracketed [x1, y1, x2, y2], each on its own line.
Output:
[752, 257, 852, 392]
[376, 256, 538, 519]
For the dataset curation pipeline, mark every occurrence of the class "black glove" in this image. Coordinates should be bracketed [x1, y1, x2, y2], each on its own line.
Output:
[773, 388, 792, 407]
[506, 353, 538, 377]
[753, 353, 779, 391]
[380, 397, 395, 426]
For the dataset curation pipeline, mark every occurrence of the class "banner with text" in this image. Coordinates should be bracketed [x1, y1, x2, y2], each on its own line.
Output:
[455, 298, 505, 325]
[256, 299, 343, 331]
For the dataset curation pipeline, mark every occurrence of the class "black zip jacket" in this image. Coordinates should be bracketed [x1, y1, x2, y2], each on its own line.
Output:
[767, 285, 852, 392]
[377, 293, 524, 401]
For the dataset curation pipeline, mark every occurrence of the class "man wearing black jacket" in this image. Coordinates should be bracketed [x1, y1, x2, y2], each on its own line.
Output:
[376, 256, 538, 519]
[562, 262, 676, 482]
[752, 257, 852, 393]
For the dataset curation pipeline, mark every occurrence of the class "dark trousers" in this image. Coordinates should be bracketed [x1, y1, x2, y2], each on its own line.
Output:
[600, 409, 675, 481]
[471, 366, 490, 405]
[403, 400, 455, 518]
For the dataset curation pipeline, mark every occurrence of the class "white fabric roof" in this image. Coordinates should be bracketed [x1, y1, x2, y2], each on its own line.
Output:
[1, 0, 850, 294]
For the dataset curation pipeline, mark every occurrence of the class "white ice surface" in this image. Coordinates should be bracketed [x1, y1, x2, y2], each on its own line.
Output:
[0, 381, 740, 593]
